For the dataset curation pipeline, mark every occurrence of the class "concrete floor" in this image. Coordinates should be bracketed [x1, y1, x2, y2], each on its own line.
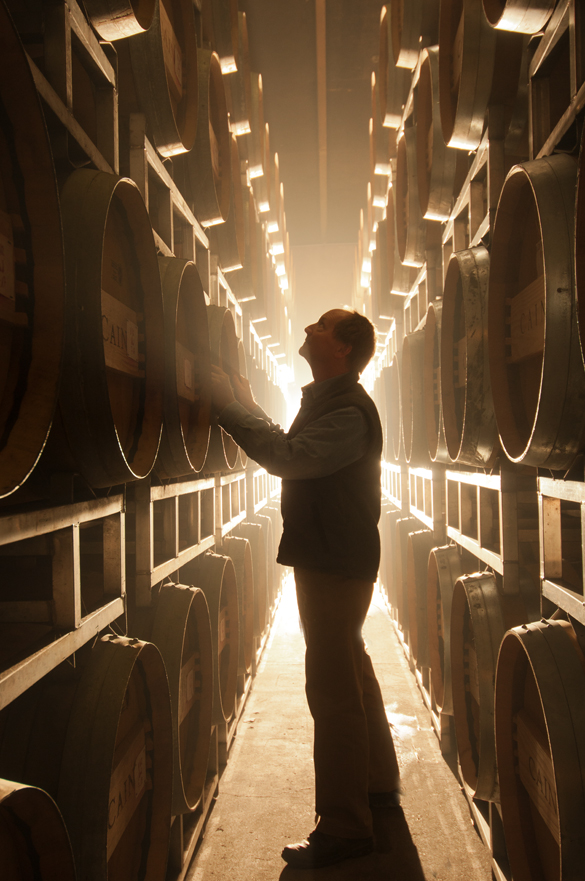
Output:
[187, 575, 493, 880]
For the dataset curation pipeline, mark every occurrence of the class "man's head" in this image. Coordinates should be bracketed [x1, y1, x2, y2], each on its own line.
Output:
[299, 308, 377, 380]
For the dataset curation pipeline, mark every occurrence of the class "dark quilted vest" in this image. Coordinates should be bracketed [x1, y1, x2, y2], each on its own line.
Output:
[276, 373, 383, 580]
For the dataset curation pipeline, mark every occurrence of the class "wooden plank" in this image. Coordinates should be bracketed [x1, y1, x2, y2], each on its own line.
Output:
[541, 496, 562, 580]
[150, 533, 216, 587]
[0, 496, 124, 546]
[0, 597, 125, 711]
[515, 708, 559, 844]
[67, 0, 117, 87]
[149, 477, 215, 501]
[144, 139, 208, 247]
[28, 59, 114, 174]
[52, 524, 82, 630]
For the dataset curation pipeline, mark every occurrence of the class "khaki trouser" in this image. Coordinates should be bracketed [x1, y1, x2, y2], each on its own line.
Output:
[294, 567, 400, 839]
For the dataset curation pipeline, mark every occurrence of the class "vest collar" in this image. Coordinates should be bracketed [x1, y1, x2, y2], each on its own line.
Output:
[300, 371, 360, 408]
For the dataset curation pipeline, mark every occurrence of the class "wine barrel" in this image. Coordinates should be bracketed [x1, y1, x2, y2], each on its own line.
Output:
[385, 353, 403, 462]
[381, 507, 402, 606]
[235, 339, 249, 469]
[261, 503, 284, 607]
[222, 535, 255, 675]
[252, 511, 275, 614]
[390, 0, 439, 69]
[423, 301, 450, 463]
[396, 127, 426, 267]
[0, 4, 65, 499]
[59, 170, 165, 487]
[129, 0, 198, 157]
[224, 12, 252, 137]
[83, 0, 155, 40]
[406, 529, 435, 667]
[238, 521, 268, 636]
[441, 246, 498, 467]
[372, 219, 390, 323]
[483, 0, 557, 33]
[0, 779, 76, 881]
[401, 330, 429, 464]
[203, 0, 239, 72]
[439, 0, 525, 149]
[386, 185, 418, 295]
[393, 517, 419, 629]
[248, 74, 268, 198]
[204, 305, 240, 472]
[182, 552, 240, 724]
[495, 619, 585, 881]
[576, 126, 585, 371]
[427, 544, 462, 715]
[378, 5, 413, 128]
[416, 46, 459, 221]
[177, 50, 231, 226]
[0, 635, 173, 881]
[150, 584, 214, 814]
[208, 135, 246, 272]
[451, 572, 537, 801]
[156, 258, 212, 478]
[489, 154, 585, 469]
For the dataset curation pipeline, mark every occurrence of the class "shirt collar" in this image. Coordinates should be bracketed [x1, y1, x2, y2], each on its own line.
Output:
[300, 372, 358, 406]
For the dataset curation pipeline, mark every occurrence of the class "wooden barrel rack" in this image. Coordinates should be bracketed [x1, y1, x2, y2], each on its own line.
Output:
[128, 0, 199, 157]
[156, 258, 212, 478]
[441, 245, 498, 467]
[58, 169, 165, 488]
[488, 154, 585, 470]
[396, 127, 426, 267]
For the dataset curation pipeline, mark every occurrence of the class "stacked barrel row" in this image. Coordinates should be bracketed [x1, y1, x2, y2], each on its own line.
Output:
[0, 508, 283, 881]
[0, 0, 292, 500]
[0, 2, 289, 880]
[363, 2, 585, 880]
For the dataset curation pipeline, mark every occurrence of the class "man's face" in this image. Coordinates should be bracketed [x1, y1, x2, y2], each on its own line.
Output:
[299, 309, 350, 367]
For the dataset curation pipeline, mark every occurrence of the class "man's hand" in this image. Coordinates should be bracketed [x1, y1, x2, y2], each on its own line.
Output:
[231, 374, 257, 412]
[211, 365, 236, 412]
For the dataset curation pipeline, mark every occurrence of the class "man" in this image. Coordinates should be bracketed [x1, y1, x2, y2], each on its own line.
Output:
[211, 308, 400, 870]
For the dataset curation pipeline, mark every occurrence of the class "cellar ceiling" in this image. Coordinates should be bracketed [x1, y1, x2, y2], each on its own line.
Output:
[241, 0, 383, 247]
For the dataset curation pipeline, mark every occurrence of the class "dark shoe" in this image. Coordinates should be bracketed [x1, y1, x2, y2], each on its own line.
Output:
[281, 829, 374, 869]
[369, 789, 401, 808]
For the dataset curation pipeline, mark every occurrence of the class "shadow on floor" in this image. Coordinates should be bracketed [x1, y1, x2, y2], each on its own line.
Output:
[279, 808, 426, 880]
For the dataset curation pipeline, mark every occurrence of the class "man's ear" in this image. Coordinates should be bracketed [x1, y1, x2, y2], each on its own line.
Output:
[335, 342, 352, 361]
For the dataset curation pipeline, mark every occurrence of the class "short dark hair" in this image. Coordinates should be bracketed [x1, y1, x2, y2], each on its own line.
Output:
[332, 310, 377, 373]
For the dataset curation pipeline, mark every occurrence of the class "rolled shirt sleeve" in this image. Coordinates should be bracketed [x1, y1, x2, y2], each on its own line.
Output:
[218, 401, 369, 479]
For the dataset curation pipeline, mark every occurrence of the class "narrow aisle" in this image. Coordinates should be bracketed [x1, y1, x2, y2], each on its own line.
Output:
[188, 576, 492, 880]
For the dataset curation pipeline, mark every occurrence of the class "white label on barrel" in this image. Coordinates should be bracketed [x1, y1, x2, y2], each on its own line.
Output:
[160, 0, 183, 99]
[102, 290, 143, 378]
[465, 642, 480, 705]
[179, 653, 197, 723]
[0, 211, 15, 302]
[107, 728, 147, 858]
[508, 276, 545, 363]
[176, 340, 196, 402]
[515, 709, 559, 843]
